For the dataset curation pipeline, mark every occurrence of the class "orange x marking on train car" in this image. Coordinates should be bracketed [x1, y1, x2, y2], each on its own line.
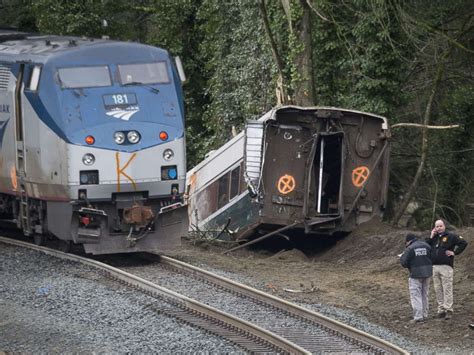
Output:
[352, 166, 370, 187]
[277, 174, 295, 194]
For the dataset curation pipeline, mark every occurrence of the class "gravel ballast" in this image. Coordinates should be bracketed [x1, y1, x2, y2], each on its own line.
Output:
[167, 259, 440, 354]
[0, 243, 245, 353]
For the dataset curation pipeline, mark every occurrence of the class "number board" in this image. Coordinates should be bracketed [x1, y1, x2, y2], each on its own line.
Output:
[103, 93, 138, 110]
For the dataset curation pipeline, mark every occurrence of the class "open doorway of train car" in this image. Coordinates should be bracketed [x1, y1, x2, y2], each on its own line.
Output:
[306, 132, 343, 218]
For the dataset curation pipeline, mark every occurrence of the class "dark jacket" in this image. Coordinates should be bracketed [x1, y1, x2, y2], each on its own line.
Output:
[425, 231, 468, 267]
[400, 239, 433, 278]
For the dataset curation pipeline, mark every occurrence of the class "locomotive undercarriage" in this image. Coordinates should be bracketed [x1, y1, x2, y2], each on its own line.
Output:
[0, 192, 186, 254]
[68, 194, 186, 254]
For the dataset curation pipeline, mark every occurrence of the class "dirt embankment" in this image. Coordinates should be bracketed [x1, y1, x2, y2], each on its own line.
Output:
[171, 219, 474, 352]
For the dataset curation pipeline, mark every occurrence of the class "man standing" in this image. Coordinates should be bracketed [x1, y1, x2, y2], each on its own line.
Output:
[400, 234, 433, 323]
[426, 219, 468, 320]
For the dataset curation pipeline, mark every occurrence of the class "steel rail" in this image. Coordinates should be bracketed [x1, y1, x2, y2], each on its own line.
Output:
[159, 254, 409, 355]
[0, 237, 308, 354]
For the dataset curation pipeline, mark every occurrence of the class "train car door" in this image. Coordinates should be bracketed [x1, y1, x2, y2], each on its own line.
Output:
[305, 132, 344, 218]
[260, 122, 312, 223]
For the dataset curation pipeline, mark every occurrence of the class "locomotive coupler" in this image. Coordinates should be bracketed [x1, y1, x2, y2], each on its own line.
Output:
[123, 203, 155, 247]
[123, 203, 154, 227]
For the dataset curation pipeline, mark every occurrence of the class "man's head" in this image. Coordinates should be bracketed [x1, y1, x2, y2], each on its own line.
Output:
[405, 233, 417, 246]
[434, 219, 446, 234]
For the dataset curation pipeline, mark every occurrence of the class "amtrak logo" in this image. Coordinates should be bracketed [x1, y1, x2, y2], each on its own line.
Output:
[106, 108, 139, 121]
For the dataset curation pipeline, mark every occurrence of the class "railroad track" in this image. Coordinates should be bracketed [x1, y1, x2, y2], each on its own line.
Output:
[1, 236, 408, 354]
[0, 237, 306, 354]
[140, 253, 408, 354]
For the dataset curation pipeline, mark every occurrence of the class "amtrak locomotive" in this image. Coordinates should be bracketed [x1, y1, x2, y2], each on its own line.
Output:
[0, 30, 187, 254]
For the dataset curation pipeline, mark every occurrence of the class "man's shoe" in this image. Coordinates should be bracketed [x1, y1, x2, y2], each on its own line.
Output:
[409, 319, 425, 324]
[445, 311, 453, 320]
[437, 312, 446, 318]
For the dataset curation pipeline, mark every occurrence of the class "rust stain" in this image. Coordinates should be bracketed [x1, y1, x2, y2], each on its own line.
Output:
[10, 166, 17, 190]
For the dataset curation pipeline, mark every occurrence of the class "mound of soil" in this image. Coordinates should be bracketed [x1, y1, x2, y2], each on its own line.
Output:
[170, 222, 474, 352]
[268, 248, 309, 262]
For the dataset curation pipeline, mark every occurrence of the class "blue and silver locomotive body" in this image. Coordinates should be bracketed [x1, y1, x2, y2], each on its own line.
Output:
[0, 31, 187, 254]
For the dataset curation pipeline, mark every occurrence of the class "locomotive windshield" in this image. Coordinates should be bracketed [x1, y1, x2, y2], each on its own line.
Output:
[58, 66, 111, 89]
[118, 62, 170, 85]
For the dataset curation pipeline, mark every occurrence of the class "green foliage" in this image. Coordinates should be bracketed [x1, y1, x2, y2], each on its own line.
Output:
[32, 0, 106, 37]
[313, 0, 408, 116]
[1, 0, 472, 224]
[195, 0, 275, 153]
[31, 0, 157, 41]
[0, 0, 37, 31]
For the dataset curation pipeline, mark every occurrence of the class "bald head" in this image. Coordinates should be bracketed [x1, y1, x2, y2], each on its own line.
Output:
[434, 219, 446, 233]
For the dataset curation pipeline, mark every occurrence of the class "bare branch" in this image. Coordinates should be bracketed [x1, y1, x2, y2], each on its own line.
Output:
[258, 0, 285, 73]
[391, 123, 461, 129]
[392, 51, 449, 226]
[304, 0, 329, 22]
[258, 0, 289, 105]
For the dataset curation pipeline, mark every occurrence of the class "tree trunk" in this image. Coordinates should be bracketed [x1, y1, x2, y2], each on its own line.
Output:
[292, 0, 314, 106]
[259, 0, 290, 105]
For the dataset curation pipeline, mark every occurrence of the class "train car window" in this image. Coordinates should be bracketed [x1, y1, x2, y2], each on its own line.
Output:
[118, 62, 170, 85]
[239, 161, 246, 194]
[28, 65, 41, 91]
[58, 66, 111, 89]
[217, 172, 230, 209]
[230, 166, 240, 200]
[196, 179, 219, 221]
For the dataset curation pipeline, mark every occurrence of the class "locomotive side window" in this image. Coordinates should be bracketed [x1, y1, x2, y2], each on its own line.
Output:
[28, 65, 41, 91]
[118, 62, 169, 85]
[58, 66, 111, 89]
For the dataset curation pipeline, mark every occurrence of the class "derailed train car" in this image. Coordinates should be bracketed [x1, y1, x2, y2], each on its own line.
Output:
[186, 106, 390, 242]
[0, 30, 187, 254]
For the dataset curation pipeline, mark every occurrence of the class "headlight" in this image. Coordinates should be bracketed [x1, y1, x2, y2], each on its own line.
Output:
[159, 131, 168, 141]
[127, 130, 140, 144]
[163, 149, 174, 161]
[114, 131, 125, 144]
[82, 153, 95, 166]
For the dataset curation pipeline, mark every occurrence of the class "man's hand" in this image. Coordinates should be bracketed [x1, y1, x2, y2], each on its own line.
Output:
[446, 250, 455, 257]
[430, 228, 437, 238]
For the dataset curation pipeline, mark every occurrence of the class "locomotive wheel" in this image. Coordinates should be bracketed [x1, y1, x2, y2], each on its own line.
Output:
[57, 240, 71, 253]
[33, 233, 46, 246]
